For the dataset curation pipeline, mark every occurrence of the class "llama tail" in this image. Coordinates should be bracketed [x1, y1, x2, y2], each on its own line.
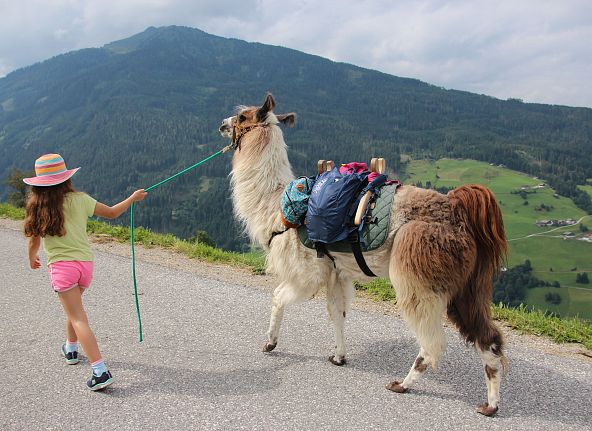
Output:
[448, 184, 507, 282]
[447, 185, 508, 355]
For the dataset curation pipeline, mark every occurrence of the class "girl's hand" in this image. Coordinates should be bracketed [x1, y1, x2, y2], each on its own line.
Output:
[131, 189, 148, 202]
[30, 255, 41, 269]
[94, 190, 148, 219]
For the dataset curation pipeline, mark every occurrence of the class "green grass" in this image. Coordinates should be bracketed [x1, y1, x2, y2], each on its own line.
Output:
[403, 158, 592, 319]
[354, 278, 396, 301]
[492, 304, 592, 349]
[86, 220, 266, 274]
[3, 201, 591, 350]
[578, 184, 592, 199]
[0, 203, 25, 220]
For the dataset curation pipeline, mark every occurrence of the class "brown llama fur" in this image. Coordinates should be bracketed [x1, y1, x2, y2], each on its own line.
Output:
[219, 94, 509, 416]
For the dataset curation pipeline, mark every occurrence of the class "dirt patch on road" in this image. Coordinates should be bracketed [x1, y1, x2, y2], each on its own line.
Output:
[3, 216, 590, 362]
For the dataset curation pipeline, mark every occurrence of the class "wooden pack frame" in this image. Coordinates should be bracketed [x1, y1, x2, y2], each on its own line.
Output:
[354, 158, 385, 225]
[317, 160, 335, 174]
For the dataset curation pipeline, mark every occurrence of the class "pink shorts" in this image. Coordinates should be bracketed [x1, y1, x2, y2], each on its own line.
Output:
[48, 261, 94, 293]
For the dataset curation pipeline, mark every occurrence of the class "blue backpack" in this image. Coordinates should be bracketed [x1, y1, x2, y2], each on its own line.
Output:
[306, 167, 370, 243]
[305, 167, 387, 276]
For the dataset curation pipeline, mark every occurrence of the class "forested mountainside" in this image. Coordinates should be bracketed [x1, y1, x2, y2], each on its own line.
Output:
[1, 25, 591, 250]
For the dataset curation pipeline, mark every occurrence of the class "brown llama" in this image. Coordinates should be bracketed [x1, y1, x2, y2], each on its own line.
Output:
[219, 93, 508, 416]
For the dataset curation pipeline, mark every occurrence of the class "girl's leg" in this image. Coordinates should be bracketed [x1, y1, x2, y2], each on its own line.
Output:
[66, 319, 77, 343]
[65, 285, 89, 343]
[58, 286, 101, 363]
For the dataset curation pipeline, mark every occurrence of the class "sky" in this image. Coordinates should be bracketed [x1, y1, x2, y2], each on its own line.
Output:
[1, 0, 591, 108]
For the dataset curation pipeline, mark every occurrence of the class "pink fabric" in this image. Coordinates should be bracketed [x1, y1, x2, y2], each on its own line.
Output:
[339, 162, 368, 175]
[339, 162, 399, 184]
[48, 261, 94, 293]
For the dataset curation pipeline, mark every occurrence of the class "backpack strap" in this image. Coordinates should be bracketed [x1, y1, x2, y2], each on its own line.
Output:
[268, 229, 288, 247]
[348, 231, 376, 277]
[315, 243, 336, 268]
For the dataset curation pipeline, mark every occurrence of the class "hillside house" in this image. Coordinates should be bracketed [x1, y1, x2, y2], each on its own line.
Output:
[536, 219, 578, 227]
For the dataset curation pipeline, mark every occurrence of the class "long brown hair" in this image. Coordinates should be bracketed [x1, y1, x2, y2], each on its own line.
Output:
[24, 180, 75, 237]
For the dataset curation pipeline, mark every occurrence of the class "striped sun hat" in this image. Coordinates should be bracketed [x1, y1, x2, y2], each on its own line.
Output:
[23, 154, 80, 186]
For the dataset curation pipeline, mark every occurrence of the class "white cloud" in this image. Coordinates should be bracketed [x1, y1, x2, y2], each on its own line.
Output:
[1, 0, 591, 107]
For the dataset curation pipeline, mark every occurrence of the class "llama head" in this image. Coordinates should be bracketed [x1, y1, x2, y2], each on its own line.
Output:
[219, 93, 296, 147]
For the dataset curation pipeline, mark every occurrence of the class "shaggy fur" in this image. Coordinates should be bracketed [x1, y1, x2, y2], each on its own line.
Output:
[219, 94, 508, 416]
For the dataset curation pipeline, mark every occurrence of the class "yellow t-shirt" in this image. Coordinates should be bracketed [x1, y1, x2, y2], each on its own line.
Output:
[43, 192, 97, 265]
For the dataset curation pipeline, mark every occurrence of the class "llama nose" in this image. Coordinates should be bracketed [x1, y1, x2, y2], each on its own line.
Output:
[219, 123, 227, 132]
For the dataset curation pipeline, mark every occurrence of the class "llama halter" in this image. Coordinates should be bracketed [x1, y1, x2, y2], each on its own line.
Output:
[231, 119, 269, 150]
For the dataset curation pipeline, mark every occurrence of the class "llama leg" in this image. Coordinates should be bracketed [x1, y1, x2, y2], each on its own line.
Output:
[476, 344, 507, 416]
[386, 221, 452, 393]
[385, 296, 447, 393]
[387, 255, 447, 391]
[263, 282, 288, 352]
[386, 348, 428, 393]
[326, 272, 354, 366]
[447, 298, 507, 416]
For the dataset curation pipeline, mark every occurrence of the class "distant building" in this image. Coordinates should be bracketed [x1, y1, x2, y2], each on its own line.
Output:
[536, 220, 552, 227]
[536, 219, 578, 227]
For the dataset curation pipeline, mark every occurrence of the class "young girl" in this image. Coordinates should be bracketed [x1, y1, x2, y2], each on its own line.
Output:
[24, 153, 147, 391]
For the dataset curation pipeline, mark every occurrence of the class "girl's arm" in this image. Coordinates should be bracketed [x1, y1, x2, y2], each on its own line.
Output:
[28, 236, 41, 269]
[94, 189, 148, 219]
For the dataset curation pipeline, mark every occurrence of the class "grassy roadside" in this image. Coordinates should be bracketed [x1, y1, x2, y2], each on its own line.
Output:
[2, 202, 591, 350]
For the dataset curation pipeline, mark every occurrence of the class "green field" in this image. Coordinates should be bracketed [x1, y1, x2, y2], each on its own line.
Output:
[579, 182, 592, 199]
[402, 158, 592, 319]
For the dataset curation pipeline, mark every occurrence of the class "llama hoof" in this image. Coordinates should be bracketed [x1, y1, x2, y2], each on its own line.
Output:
[262, 342, 277, 352]
[385, 381, 408, 393]
[328, 356, 347, 366]
[477, 403, 498, 417]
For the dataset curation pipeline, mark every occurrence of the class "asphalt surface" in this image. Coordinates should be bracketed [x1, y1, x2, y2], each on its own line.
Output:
[1, 225, 591, 431]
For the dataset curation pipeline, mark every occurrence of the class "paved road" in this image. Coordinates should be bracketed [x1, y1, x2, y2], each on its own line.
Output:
[1, 225, 591, 431]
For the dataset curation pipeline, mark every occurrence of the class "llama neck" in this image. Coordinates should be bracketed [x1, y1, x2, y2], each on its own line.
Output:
[230, 125, 294, 247]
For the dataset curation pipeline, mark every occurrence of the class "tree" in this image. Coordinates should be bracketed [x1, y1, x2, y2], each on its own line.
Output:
[544, 292, 562, 305]
[576, 273, 589, 284]
[4, 168, 31, 208]
[188, 230, 216, 248]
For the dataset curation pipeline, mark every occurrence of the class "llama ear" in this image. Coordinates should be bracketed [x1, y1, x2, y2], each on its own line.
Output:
[277, 113, 297, 127]
[256, 93, 276, 121]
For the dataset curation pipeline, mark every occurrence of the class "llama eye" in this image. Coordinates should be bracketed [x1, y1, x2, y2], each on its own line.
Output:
[238, 114, 246, 123]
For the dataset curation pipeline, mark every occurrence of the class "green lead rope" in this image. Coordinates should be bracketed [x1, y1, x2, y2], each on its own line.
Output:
[130, 146, 232, 341]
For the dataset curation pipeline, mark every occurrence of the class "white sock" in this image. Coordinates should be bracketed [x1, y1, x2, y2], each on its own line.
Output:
[65, 340, 78, 353]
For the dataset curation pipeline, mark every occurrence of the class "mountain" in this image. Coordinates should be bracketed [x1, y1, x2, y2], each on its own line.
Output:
[1, 25, 591, 250]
